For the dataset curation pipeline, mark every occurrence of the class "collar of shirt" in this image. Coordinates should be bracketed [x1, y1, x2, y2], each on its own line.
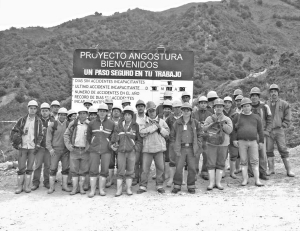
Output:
[122, 121, 132, 129]
[57, 120, 65, 126]
[241, 111, 252, 115]
[148, 116, 159, 123]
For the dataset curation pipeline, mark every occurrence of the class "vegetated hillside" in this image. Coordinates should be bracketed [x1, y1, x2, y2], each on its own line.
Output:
[0, 0, 300, 150]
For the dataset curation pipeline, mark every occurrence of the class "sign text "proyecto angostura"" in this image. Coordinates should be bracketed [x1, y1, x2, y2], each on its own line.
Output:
[73, 49, 194, 81]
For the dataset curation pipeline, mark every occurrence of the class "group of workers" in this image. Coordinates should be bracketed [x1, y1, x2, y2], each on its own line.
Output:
[10, 83, 295, 197]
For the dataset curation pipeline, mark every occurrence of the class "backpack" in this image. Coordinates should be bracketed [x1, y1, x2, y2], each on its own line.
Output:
[206, 116, 225, 145]
[52, 120, 70, 136]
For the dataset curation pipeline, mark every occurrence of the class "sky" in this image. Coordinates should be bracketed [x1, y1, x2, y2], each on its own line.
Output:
[0, 0, 219, 31]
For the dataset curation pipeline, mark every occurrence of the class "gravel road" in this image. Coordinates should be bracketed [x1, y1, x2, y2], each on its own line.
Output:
[1, 148, 299, 231]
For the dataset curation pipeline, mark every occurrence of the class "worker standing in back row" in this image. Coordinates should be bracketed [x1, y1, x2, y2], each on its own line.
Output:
[32, 102, 54, 191]
[156, 91, 172, 115]
[266, 84, 295, 177]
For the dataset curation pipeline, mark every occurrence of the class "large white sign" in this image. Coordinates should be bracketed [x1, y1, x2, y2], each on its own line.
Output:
[72, 49, 194, 111]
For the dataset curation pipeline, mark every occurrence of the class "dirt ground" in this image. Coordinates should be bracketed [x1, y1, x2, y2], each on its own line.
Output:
[0, 147, 300, 231]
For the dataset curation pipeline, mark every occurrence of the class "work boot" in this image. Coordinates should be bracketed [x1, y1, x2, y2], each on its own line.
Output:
[235, 159, 241, 174]
[115, 179, 123, 197]
[157, 188, 165, 194]
[62, 175, 71, 192]
[31, 184, 39, 191]
[67, 173, 72, 186]
[207, 170, 215, 191]
[200, 172, 209, 181]
[229, 161, 237, 179]
[99, 176, 106, 196]
[132, 178, 138, 186]
[79, 176, 86, 194]
[182, 169, 187, 185]
[241, 166, 248, 186]
[166, 166, 176, 187]
[126, 178, 133, 196]
[24, 174, 32, 193]
[47, 176, 56, 194]
[259, 173, 269, 181]
[171, 187, 181, 194]
[282, 158, 295, 177]
[70, 177, 79, 195]
[83, 175, 90, 191]
[137, 188, 146, 194]
[267, 157, 275, 175]
[15, 175, 24, 194]
[215, 169, 224, 190]
[88, 177, 97, 198]
[222, 167, 226, 178]
[106, 169, 114, 188]
[253, 166, 264, 187]
[164, 163, 170, 180]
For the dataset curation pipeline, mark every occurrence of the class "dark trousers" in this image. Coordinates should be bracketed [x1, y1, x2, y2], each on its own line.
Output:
[18, 148, 35, 175]
[206, 144, 228, 170]
[117, 150, 135, 179]
[89, 152, 111, 177]
[139, 152, 164, 190]
[109, 151, 118, 169]
[50, 149, 70, 176]
[266, 128, 289, 158]
[173, 147, 196, 189]
[70, 149, 89, 177]
[134, 150, 143, 182]
[32, 147, 50, 186]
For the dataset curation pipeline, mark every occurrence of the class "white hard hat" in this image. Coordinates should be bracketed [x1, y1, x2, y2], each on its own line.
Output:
[181, 91, 191, 98]
[163, 91, 172, 97]
[163, 100, 173, 107]
[51, 100, 60, 106]
[235, 95, 244, 101]
[146, 101, 156, 111]
[67, 109, 77, 116]
[198, 96, 208, 102]
[224, 96, 233, 102]
[181, 102, 192, 110]
[98, 103, 109, 111]
[58, 107, 68, 114]
[104, 97, 113, 104]
[207, 91, 218, 99]
[112, 105, 122, 112]
[77, 106, 88, 113]
[88, 106, 98, 114]
[121, 98, 131, 105]
[123, 106, 134, 113]
[83, 100, 93, 106]
[172, 100, 182, 107]
[28, 100, 38, 107]
[40, 102, 50, 109]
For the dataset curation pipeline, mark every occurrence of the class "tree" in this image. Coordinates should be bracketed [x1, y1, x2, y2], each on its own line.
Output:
[95, 12, 102, 16]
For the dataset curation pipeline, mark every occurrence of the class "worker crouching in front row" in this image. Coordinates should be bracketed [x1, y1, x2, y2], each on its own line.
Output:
[86, 103, 115, 198]
[64, 106, 90, 195]
[203, 99, 233, 191]
[111, 106, 142, 196]
[137, 101, 170, 194]
[171, 102, 202, 194]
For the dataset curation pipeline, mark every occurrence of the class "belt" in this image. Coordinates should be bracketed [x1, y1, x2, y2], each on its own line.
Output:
[181, 143, 193, 147]
[73, 146, 85, 150]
